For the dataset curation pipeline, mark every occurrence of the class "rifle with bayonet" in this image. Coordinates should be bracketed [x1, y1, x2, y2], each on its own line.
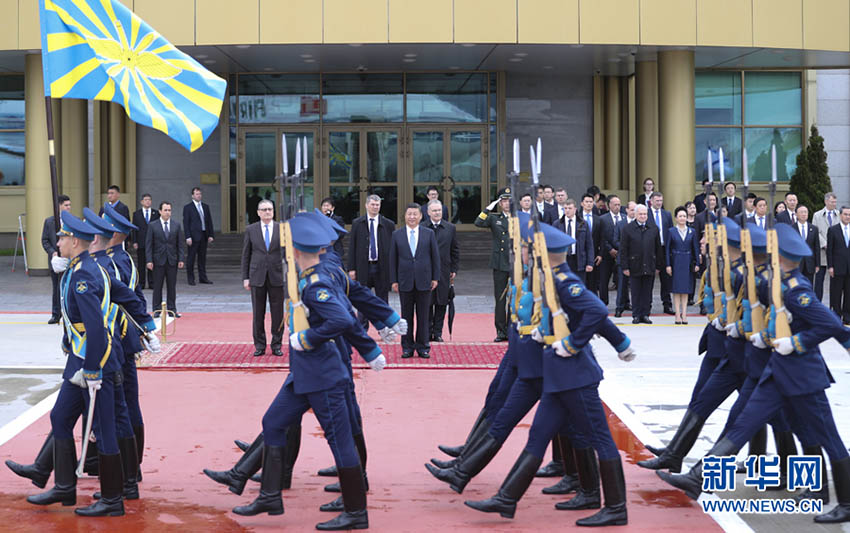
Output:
[508, 139, 523, 316]
[718, 224, 738, 325]
[278, 136, 311, 334]
[739, 227, 764, 336]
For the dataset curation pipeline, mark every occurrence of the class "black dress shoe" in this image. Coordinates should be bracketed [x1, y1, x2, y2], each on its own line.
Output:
[253, 348, 265, 357]
[614, 310, 622, 318]
[47, 316, 60, 324]
[664, 306, 675, 315]
[640, 317, 653, 324]
[272, 347, 283, 357]
[432, 336, 444, 343]
[418, 350, 430, 359]
[153, 311, 161, 318]
[624, 304, 632, 311]
[317, 465, 338, 477]
[319, 496, 344, 512]
[493, 335, 508, 342]
[632, 317, 640, 324]
[401, 351, 414, 359]
[173, 312, 182, 318]
[188, 279, 196, 286]
[200, 279, 213, 284]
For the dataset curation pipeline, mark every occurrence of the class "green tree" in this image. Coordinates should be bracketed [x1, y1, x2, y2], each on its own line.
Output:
[790, 125, 832, 212]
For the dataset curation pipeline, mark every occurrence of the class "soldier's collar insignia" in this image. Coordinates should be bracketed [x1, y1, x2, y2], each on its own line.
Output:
[317, 289, 330, 302]
[797, 294, 811, 307]
[76, 281, 88, 294]
[568, 283, 583, 296]
[300, 266, 317, 279]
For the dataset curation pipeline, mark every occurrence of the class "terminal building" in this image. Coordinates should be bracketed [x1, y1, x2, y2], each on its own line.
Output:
[1, 0, 850, 274]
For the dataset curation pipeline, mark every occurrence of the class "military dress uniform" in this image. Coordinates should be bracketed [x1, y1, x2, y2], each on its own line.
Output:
[475, 188, 512, 341]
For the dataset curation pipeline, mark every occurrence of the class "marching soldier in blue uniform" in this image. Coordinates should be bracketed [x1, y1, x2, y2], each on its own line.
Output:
[464, 222, 631, 527]
[228, 215, 370, 531]
[658, 223, 850, 525]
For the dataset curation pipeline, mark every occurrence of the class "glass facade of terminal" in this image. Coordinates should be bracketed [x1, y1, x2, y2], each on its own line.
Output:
[0, 75, 25, 188]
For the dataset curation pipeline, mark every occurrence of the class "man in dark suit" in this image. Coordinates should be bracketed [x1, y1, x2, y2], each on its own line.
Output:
[183, 186, 215, 285]
[556, 198, 594, 284]
[420, 186, 448, 222]
[390, 204, 440, 358]
[734, 193, 757, 226]
[321, 197, 346, 258]
[99, 184, 131, 230]
[131, 193, 159, 290]
[41, 195, 72, 324]
[425, 200, 459, 342]
[796, 205, 820, 284]
[827, 206, 850, 324]
[597, 194, 624, 307]
[146, 202, 185, 318]
[721, 182, 742, 219]
[775, 192, 799, 226]
[613, 201, 635, 316]
[534, 187, 558, 225]
[646, 192, 674, 315]
[246, 187, 263, 224]
[349, 195, 395, 312]
[693, 192, 718, 241]
[241, 199, 284, 357]
[579, 193, 602, 295]
[693, 179, 711, 213]
[620, 204, 664, 324]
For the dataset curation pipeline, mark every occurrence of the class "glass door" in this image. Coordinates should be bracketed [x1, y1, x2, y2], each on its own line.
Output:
[325, 127, 401, 224]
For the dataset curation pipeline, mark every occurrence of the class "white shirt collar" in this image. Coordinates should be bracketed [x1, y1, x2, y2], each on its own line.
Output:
[406, 225, 419, 232]
[161, 218, 169, 227]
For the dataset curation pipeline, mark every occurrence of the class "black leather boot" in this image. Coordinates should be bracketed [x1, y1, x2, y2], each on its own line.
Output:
[425, 433, 502, 494]
[766, 431, 797, 491]
[318, 464, 338, 477]
[316, 465, 369, 530]
[133, 424, 145, 482]
[738, 425, 767, 473]
[432, 417, 491, 469]
[232, 445, 285, 516]
[464, 450, 542, 519]
[234, 439, 250, 452]
[556, 447, 600, 511]
[6, 431, 54, 489]
[438, 407, 486, 458]
[815, 457, 850, 523]
[576, 458, 628, 527]
[430, 457, 458, 469]
[75, 453, 125, 516]
[536, 436, 566, 478]
[657, 437, 739, 500]
[282, 425, 301, 490]
[543, 435, 579, 494]
[795, 446, 829, 504]
[26, 438, 76, 506]
[83, 435, 99, 477]
[93, 437, 140, 500]
[204, 433, 264, 495]
[645, 444, 665, 457]
[637, 409, 705, 473]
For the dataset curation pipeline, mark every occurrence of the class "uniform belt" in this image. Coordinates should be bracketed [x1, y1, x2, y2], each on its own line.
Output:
[518, 325, 537, 335]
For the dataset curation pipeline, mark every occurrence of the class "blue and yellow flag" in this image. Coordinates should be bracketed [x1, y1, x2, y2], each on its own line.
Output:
[39, 0, 226, 152]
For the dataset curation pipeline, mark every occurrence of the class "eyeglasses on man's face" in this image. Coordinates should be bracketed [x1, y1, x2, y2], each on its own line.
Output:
[258, 208, 273, 212]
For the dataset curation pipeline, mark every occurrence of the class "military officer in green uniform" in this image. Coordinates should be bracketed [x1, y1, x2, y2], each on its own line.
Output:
[475, 187, 513, 342]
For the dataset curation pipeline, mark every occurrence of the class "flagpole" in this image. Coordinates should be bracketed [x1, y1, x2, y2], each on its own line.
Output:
[44, 95, 61, 225]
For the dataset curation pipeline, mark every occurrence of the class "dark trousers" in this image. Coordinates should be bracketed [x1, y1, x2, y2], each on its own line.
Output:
[484, 350, 518, 420]
[186, 232, 210, 282]
[49, 267, 61, 318]
[111, 369, 135, 439]
[152, 263, 177, 312]
[689, 354, 721, 405]
[526, 386, 619, 461]
[688, 365, 745, 419]
[136, 247, 149, 288]
[493, 269, 509, 338]
[430, 296, 447, 338]
[659, 268, 672, 307]
[122, 358, 143, 428]
[489, 377, 544, 443]
[251, 280, 284, 350]
[615, 265, 630, 311]
[829, 273, 850, 323]
[366, 262, 389, 302]
[815, 266, 827, 301]
[51, 374, 118, 455]
[598, 257, 616, 305]
[566, 255, 587, 284]
[262, 380, 359, 468]
[400, 289, 431, 352]
[629, 274, 654, 318]
[723, 375, 790, 436]
[585, 263, 599, 296]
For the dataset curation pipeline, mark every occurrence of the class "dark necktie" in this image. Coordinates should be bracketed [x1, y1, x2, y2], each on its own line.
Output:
[144, 209, 149, 223]
[369, 218, 377, 261]
[828, 211, 834, 226]
[567, 219, 573, 254]
[164, 221, 170, 239]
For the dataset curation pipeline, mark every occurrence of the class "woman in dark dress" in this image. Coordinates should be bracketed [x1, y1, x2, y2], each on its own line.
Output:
[666, 206, 700, 324]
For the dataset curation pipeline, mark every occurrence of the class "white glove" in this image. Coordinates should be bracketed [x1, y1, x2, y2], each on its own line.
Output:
[142, 333, 161, 354]
[774, 337, 794, 356]
[368, 354, 387, 372]
[618, 346, 636, 362]
[486, 199, 500, 211]
[553, 340, 571, 358]
[530, 327, 545, 344]
[378, 327, 397, 343]
[51, 255, 70, 273]
[711, 317, 725, 331]
[391, 319, 408, 336]
[749, 332, 768, 349]
[86, 378, 102, 391]
[69, 369, 86, 388]
[289, 331, 306, 351]
[725, 322, 740, 339]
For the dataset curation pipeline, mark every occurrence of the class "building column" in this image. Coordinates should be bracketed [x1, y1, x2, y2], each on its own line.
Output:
[636, 61, 658, 194]
[604, 77, 622, 191]
[658, 50, 695, 211]
[107, 103, 126, 197]
[60, 99, 88, 218]
[24, 55, 51, 275]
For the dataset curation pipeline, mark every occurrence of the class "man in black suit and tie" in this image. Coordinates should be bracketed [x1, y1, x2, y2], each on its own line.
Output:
[579, 193, 602, 295]
[796, 205, 820, 284]
[775, 192, 799, 226]
[721, 182, 742, 218]
[613, 201, 635, 316]
[99, 184, 131, 227]
[734, 193, 757, 226]
[242, 199, 284, 357]
[131, 194, 159, 290]
[647, 192, 675, 315]
[620, 204, 664, 324]
[183, 186, 215, 286]
[349, 195, 395, 311]
[556, 198, 594, 284]
[750, 197, 769, 231]
[425, 200, 459, 342]
[321, 197, 346, 258]
[146, 202, 185, 318]
[597, 194, 623, 307]
[390, 204, 440, 358]
[534, 187, 558, 225]
[826, 207, 850, 324]
[420, 186, 448, 222]
[693, 179, 711, 213]
[41, 195, 72, 324]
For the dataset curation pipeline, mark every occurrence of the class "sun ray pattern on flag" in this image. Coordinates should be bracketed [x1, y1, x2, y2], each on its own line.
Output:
[39, 0, 226, 152]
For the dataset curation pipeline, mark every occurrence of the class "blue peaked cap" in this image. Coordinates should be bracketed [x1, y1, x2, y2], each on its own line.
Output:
[774, 222, 812, 262]
[82, 207, 117, 238]
[288, 214, 331, 253]
[57, 210, 97, 241]
[721, 217, 741, 247]
[516, 211, 533, 243]
[102, 202, 137, 234]
[745, 222, 767, 253]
